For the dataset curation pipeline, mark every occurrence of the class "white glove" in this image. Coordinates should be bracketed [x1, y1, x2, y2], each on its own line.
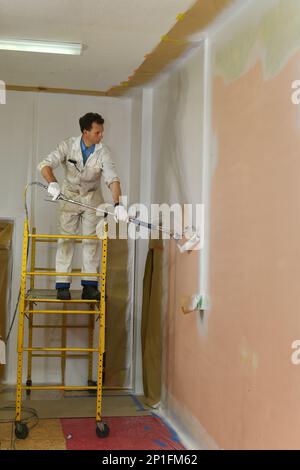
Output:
[47, 182, 61, 201]
[114, 204, 129, 223]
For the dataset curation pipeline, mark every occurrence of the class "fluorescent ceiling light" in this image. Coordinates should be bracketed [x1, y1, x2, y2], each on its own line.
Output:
[0, 39, 82, 55]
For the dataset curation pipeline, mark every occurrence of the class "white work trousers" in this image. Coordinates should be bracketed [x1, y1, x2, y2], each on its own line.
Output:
[55, 189, 102, 285]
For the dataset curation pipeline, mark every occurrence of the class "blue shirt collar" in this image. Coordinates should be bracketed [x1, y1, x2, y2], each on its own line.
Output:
[80, 138, 95, 154]
[80, 138, 95, 165]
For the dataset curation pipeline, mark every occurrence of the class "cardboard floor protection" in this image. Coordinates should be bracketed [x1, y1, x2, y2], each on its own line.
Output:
[0, 419, 66, 451]
[0, 414, 185, 451]
[0, 394, 150, 450]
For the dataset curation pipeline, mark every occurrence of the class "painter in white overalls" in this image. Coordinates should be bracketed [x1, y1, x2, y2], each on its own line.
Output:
[37, 113, 128, 300]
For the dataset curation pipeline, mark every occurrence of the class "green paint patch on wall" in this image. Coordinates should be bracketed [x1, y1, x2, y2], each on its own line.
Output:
[215, 0, 300, 81]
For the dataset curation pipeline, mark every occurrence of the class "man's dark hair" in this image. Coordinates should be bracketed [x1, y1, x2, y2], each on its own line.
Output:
[79, 113, 104, 132]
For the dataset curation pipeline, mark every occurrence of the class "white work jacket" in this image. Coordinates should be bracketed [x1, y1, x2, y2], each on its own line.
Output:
[37, 136, 120, 196]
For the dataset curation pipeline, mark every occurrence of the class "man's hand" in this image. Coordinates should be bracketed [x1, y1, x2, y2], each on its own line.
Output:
[47, 182, 61, 201]
[114, 203, 129, 223]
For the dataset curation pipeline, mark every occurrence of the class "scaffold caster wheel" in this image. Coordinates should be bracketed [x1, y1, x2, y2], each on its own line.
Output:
[96, 421, 109, 438]
[26, 379, 32, 396]
[15, 422, 29, 440]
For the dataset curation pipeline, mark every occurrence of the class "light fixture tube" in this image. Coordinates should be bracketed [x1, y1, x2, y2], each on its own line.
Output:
[0, 39, 82, 55]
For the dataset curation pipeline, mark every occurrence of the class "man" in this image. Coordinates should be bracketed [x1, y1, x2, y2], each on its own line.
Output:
[37, 112, 128, 301]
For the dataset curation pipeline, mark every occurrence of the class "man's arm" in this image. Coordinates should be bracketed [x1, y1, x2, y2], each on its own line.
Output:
[109, 181, 122, 205]
[100, 146, 127, 221]
[110, 181, 128, 222]
[37, 139, 69, 200]
[41, 166, 58, 184]
[37, 139, 69, 177]
[40, 165, 60, 200]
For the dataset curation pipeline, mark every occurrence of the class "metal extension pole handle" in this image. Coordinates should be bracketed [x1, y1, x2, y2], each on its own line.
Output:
[41, 183, 177, 239]
[30, 181, 201, 250]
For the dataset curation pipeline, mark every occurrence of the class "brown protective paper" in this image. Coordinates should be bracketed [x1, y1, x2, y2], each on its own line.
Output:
[107, 0, 235, 96]
[0, 221, 13, 379]
[141, 238, 164, 407]
[168, 0, 234, 40]
[105, 238, 132, 387]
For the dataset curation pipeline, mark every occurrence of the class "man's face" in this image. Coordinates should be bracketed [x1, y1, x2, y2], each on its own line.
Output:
[84, 122, 104, 145]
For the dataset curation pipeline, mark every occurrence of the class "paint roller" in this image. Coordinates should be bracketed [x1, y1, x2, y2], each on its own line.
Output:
[176, 232, 201, 253]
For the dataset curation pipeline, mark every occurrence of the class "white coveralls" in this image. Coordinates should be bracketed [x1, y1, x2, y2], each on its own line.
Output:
[37, 136, 120, 287]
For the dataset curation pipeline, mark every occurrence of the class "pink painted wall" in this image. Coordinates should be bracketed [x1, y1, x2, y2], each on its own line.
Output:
[164, 48, 300, 449]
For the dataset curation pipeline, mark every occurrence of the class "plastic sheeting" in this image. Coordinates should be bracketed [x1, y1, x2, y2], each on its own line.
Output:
[0, 91, 133, 386]
[0, 221, 13, 379]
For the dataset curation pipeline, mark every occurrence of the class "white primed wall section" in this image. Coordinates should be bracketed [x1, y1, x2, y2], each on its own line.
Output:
[133, 87, 153, 394]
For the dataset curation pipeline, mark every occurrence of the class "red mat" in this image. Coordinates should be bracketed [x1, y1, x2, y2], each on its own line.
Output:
[61, 416, 185, 450]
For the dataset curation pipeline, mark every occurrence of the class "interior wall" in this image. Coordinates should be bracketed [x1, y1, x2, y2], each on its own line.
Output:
[208, 0, 300, 449]
[155, 0, 300, 450]
[0, 90, 134, 388]
[147, 46, 207, 445]
[129, 91, 144, 393]
[0, 91, 37, 384]
[151, 48, 204, 206]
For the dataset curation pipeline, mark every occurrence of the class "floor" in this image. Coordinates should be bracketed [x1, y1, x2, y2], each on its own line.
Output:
[0, 388, 184, 450]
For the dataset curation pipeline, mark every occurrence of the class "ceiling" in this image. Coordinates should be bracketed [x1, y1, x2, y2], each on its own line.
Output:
[0, 0, 196, 92]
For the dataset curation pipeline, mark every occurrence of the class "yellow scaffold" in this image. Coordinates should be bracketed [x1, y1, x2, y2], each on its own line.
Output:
[14, 218, 109, 440]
